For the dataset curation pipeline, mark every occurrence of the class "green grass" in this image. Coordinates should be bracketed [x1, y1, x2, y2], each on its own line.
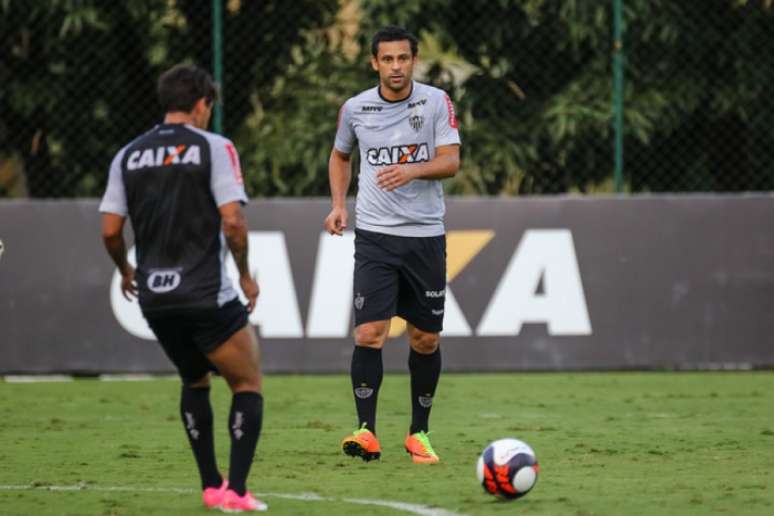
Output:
[1, 372, 773, 515]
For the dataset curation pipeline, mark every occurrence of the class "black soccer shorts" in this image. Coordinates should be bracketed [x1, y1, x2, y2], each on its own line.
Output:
[144, 298, 249, 383]
[353, 228, 447, 333]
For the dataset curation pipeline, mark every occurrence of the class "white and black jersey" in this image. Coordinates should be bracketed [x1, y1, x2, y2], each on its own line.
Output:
[335, 81, 461, 237]
[99, 123, 247, 314]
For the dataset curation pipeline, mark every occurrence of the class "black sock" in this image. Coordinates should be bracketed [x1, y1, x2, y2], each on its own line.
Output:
[228, 392, 263, 497]
[409, 347, 442, 434]
[180, 386, 222, 490]
[351, 346, 383, 435]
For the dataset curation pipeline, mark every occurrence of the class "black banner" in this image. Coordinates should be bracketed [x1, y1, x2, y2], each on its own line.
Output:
[1, 196, 773, 373]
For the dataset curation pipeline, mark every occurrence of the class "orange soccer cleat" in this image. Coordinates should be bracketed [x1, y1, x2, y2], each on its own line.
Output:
[404, 431, 440, 464]
[341, 425, 382, 461]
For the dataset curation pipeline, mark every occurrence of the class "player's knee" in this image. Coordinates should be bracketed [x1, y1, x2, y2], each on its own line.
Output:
[409, 331, 439, 354]
[225, 376, 261, 394]
[186, 373, 211, 388]
[355, 323, 388, 348]
[219, 365, 261, 394]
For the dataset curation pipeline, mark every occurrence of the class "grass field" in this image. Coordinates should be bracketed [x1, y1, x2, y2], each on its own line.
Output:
[1, 372, 773, 515]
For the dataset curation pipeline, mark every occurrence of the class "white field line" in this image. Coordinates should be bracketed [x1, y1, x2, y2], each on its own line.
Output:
[3, 375, 74, 383]
[2, 375, 178, 383]
[98, 374, 176, 381]
[0, 484, 463, 516]
[342, 497, 463, 516]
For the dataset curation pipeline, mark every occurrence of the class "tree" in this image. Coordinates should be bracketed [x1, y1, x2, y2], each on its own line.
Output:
[624, 0, 774, 191]
[0, 0, 337, 197]
[1, 1, 164, 196]
[2, 0, 772, 197]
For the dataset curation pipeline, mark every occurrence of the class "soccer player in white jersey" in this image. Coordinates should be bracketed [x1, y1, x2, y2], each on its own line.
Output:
[324, 26, 461, 464]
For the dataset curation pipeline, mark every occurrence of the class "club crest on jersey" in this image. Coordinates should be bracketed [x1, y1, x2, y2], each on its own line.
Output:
[366, 143, 430, 166]
[409, 114, 424, 132]
[126, 145, 201, 170]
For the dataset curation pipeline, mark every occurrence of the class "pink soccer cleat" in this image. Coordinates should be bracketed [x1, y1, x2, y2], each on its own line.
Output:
[202, 480, 229, 509]
[220, 489, 268, 512]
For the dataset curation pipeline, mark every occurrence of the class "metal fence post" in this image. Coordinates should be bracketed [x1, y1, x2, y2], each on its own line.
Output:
[212, 0, 224, 134]
[613, 0, 624, 192]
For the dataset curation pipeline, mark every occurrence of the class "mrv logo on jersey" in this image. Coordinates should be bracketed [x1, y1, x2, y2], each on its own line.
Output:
[112, 229, 592, 341]
[366, 143, 430, 166]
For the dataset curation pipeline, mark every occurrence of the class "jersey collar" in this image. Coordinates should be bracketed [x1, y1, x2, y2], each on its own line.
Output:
[377, 81, 414, 104]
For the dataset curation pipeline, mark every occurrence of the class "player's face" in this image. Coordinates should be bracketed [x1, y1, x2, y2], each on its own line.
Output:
[371, 40, 415, 96]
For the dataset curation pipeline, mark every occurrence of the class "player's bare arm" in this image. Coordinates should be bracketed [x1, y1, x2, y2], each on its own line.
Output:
[324, 147, 352, 236]
[101, 212, 137, 300]
[220, 201, 259, 313]
[377, 144, 460, 192]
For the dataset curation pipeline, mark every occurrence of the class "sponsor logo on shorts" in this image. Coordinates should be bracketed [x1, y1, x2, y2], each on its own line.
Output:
[355, 387, 374, 399]
[366, 143, 430, 166]
[425, 289, 445, 298]
[431, 309, 445, 316]
[147, 269, 182, 293]
[418, 395, 433, 408]
[354, 293, 365, 310]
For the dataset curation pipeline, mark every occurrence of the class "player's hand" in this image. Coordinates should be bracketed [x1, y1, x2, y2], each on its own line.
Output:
[120, 265, 138, 301]
[240, 274, 260, 313]
[377, 165, 416, 192]
[324, 207, 348, 236]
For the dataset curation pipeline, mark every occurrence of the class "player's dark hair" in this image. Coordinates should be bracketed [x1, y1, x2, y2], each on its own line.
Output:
[157, 64, 218, 113]
[371, 26, 418, 57]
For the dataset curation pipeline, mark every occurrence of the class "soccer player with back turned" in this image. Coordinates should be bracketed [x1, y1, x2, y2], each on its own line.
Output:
[100, 65, 267, 511]
[325, 26, 461, 464]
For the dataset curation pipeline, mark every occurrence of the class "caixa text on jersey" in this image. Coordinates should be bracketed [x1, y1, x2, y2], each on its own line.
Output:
[366, 143, 430, 166]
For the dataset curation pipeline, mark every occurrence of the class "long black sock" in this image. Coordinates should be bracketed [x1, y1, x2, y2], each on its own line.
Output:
[350, 346, 383, 434]
[180, 386, 222, 490]
[409, 347, 442, 434]
[228, 392, 263, 497]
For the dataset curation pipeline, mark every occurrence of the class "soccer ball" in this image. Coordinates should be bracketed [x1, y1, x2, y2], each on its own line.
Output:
[476, 438, 539, 500]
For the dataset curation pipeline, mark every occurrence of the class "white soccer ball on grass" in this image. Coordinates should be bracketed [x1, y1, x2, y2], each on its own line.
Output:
[476, 438, 539, 500]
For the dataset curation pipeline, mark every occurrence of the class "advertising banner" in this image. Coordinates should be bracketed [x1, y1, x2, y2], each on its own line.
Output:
[1, 196, 773, 373]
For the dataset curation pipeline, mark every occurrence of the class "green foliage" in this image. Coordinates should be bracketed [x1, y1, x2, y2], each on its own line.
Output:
[1, 0, 177, 196]
[236, 29, 369, 196]
[630, 0, 774, 191]
[0, 0, 337, 197]
[1, 0, 772, 197]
